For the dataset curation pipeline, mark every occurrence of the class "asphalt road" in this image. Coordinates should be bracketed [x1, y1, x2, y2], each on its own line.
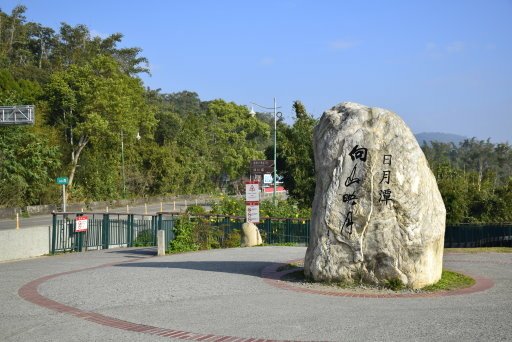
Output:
[0, 198, 210, 231]
[1, 247, 511, 341]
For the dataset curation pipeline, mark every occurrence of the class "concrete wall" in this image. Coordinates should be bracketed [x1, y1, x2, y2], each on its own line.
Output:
[0, 226, 49, 262]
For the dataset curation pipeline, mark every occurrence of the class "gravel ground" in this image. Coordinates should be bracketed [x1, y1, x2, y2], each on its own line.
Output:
[1, 247, 511, 341]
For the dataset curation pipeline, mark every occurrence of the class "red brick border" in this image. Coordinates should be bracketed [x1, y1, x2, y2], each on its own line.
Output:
[17, 255, 495, 341]
[261, 259, 494, 298]
[18, 257, 313, 342]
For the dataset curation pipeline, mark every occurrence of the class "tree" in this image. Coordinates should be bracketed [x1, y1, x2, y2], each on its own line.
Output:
[0, 127, 61, 206]
[206, 99, 269, 186]
[45, 55, 155, 199]
[272, 100, 317, 207]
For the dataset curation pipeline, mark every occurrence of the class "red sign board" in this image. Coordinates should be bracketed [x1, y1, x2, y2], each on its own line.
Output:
[75, 216, 88, 232]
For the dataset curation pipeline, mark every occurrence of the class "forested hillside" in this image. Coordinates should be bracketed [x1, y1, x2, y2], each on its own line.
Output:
[1, 6, 510, 224]
[0, 6, 270, 206]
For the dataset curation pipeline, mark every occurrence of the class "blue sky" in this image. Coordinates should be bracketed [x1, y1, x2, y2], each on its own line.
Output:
[3, 0, 512, 142]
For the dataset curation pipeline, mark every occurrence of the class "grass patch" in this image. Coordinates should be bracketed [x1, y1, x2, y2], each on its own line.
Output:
[279, 266, 475, 294]
[383, 278, 405, 291]
[423, 270, 475, 292]
[445, 247, 512, 253]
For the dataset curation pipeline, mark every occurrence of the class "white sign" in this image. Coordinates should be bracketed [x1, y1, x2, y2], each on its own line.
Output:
[263, 174, 273, 184]
[246, 203, 260, 223]
[245, 181, 260, 202]
[75, 216, 88, 232]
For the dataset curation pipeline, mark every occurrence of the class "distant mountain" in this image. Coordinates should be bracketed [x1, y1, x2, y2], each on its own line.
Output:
[415, 132, 467, 146]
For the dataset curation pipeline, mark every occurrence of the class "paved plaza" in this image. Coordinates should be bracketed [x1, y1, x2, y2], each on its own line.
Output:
[1, 246, 511, 341]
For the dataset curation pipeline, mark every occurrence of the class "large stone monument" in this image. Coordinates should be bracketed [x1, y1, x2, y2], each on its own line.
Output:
[304, 102, 446, 289]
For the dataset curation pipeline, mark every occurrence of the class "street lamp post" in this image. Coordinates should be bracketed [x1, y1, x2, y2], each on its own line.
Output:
[250, 98, 282, 205]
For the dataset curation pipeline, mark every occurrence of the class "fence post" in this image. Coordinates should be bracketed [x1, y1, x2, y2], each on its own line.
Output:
[157, 213, 163, 230]
[151, 215, 157, 245]
[102, 213, 110, 249]
[127, 214, 134, 247]
[51, 212, 57, 254]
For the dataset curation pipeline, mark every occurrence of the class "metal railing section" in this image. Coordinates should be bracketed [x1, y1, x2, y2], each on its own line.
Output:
[50, 212, 512, 254]
[0, 105, 35, 125]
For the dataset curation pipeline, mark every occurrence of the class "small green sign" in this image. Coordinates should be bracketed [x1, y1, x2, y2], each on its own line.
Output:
[56, 177, 69, 185]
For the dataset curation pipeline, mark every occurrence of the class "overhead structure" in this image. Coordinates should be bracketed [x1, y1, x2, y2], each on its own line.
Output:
[0, 105, 35, 125]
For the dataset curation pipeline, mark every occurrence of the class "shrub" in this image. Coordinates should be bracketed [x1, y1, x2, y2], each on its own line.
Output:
[224, 229, 241, 248]
[133, 229, 154, 247]
[384, 277, 405, 291]
[169, 215, 199, 253]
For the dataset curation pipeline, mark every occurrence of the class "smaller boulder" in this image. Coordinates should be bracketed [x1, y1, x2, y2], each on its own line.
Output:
[241, 222, 263, 247]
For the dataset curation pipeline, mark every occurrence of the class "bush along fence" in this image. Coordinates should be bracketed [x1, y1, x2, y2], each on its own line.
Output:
[50, 212, 511, 254]
[50, 212, 311, 254]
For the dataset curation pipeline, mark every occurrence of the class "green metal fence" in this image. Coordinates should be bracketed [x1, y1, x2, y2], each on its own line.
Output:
[50, 212, 310, 254]
[50, 212, 512, 254]
[444, 224, 512, 248]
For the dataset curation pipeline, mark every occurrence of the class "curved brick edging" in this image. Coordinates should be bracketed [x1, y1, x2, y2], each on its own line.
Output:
[17, 254, 497, 341]
[18, 257, 311, 342]
[260, 259, 495, 298]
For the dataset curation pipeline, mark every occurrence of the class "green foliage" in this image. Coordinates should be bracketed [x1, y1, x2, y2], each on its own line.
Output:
[0, 126, 61, 206]
[133, 229, 154, 247]
[424, 140, 512, 223]
[186, 205, 206, 214]
[211, 196, 311, 219]
[211, 196, 246, 216]
[383, 278, 405, 291]
[259, 198, 311, 218]
[168, 213, 242, 253]
[224, 229, 242, 248]
[169, 216, 199, 253]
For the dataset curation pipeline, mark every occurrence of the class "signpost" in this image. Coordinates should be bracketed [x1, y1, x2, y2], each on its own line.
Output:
[245, 181, 260, 223]
[250, 160, 274, 175]
[56, 177, 69, 212]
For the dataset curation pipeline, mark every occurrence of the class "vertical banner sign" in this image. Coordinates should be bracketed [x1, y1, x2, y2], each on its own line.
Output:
[245, 181, 260, 202]
[246, 201, 260, 223]
[75, 216, 88, 232]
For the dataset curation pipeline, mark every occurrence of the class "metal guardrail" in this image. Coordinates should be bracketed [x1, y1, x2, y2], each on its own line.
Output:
[444, 224, 512, 248]
[50, 212, 310, 254]
[50, 212, 511, 254]
[0, 105, 35, 125]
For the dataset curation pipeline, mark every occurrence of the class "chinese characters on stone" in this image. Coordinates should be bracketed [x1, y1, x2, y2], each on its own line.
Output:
[379, 154, 393, 205]
[342, 145, 368, 236]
